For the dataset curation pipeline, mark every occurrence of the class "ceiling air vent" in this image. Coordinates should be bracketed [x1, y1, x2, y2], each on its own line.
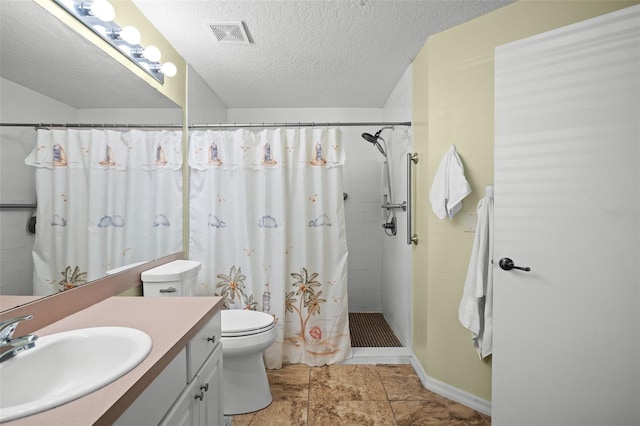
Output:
[208, 21, 251, 44]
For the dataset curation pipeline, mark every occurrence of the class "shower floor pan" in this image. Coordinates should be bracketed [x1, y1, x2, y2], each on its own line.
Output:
[348, 312, 402, 348]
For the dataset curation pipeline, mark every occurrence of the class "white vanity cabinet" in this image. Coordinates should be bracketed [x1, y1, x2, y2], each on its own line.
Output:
[114, 311, 222, 426]
[161, 344, 223, 426]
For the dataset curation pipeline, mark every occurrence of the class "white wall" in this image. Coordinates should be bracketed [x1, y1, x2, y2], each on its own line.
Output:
[381, 65, 413, 346]
[0, 77, 78, 295]
[187, 65, 227, 123]
[228, 107, 388, 312]
[77, 108, 182, 124]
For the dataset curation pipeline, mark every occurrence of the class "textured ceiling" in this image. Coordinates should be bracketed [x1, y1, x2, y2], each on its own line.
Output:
[0, 1, 178, 109]
[132, 0, 516, 108]
[0, 0, 516, 111]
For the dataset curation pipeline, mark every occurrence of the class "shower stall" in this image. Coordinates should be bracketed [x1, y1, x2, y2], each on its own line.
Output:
[342, 124, 413, 354]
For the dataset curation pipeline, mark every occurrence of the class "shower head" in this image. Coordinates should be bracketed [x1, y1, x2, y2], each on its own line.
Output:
[361, 133, 386, 156]
[361, 126, 393, 157]
[361, 132, 379, 144]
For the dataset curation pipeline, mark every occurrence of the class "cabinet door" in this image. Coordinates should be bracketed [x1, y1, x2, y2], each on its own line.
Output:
[199, 344, 224, 426]
[188, 312, 221, 381]
[114, 348, 187, 426]
[160, 379, 201, 426]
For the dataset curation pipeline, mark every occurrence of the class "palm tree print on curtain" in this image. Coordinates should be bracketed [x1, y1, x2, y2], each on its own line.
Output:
[58, 266, 88, 292]
[216, 266, 257, 310]
[189, 127, 351, 368]
[214, 264, 346, 359]
[286, 268, 326, 345]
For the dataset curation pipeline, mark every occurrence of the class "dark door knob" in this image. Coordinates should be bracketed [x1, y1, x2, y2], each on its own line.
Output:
[499, 257, 531, 272]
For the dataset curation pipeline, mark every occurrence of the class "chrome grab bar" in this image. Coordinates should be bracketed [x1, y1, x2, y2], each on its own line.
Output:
[407, 153, 419, 245]
[381, 201, 406, 211]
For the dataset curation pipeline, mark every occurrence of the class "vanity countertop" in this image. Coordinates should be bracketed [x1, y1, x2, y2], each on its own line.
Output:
[0, 296, 39, 312]
[5, 295, 224, 426]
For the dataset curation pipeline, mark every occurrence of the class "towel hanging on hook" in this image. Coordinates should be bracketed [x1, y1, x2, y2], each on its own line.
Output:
[459, 182, 494, 358]
[429, 144, 472, 219]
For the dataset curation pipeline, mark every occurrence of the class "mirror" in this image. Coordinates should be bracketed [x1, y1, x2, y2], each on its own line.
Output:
[0, 0, 183, 311]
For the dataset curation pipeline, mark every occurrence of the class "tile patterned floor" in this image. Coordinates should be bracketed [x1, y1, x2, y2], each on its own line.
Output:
[231, 364, 491, 425]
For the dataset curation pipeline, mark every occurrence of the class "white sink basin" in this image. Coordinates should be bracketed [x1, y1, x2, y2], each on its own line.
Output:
[0, 326, 152, 422]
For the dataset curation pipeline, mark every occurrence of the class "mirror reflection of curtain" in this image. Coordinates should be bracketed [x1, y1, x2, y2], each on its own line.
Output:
[25, 129, 183, 296]
[189, 128, 351, 368]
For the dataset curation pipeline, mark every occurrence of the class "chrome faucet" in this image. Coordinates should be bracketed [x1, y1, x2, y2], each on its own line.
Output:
[0, 315, 38, 363]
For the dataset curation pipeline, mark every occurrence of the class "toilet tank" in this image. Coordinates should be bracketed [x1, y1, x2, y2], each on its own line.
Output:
[141, 260, 202, 297]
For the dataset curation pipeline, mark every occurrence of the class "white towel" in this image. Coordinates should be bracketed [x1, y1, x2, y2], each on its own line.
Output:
[429, 145, 471, 219]
[458, 188, 493, 359]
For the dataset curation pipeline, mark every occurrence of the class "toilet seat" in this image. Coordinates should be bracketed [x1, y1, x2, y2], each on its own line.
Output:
[221, 310, 275, 337]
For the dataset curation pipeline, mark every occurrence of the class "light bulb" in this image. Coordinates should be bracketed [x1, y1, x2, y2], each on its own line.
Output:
[92, 24, 107, 36]
[142, 45, 162, 62]
[119, 26, 141, 45]
[160, 62, 177, 77]
[90, 0, 115, 22]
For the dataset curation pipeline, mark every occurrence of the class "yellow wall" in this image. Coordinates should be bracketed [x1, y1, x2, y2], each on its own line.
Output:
[35, 0, 186, 108]
[412, 0, 638, 401]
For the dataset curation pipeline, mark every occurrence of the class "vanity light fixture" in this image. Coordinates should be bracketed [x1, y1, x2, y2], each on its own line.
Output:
[52, 0, 177, 84]
[78, 0, 115, 22]
[133, 45, 162, 63]
[107, 25, 142, 45]
[159, 62, 177, 77]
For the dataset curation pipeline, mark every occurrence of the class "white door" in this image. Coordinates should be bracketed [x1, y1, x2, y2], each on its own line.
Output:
[493, 5, 640, 425]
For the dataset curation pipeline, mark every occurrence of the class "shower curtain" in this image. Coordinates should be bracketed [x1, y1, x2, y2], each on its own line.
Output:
[25, 129, 183, 296]
[188, 127, 351, 368]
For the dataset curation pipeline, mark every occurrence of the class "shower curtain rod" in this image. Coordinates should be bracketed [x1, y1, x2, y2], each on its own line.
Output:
[0, 121, 411, 130]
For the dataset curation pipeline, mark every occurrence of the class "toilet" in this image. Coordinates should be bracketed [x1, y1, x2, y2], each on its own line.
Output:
[221, 309, 276, 415]
[140, 260, 201, 297]
[141, 261, 276, 415]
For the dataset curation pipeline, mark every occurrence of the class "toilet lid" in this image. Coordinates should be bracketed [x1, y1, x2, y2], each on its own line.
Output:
[221, 310, 275, 337]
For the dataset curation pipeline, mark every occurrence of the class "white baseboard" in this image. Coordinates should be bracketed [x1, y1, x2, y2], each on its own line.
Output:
[410, 354, 492, 416]
[340, 347, 413, 364]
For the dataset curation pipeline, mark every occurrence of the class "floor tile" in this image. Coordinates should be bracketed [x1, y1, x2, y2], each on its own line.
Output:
[267, 364, 310, 400]
[309, 400, 396, 425]
[231, 400, 308, 426]
[377, 364, 442, 401]
[230, 363, 492, 425]
[391, 400, 491, 426]
[309, 364, 387, 402]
